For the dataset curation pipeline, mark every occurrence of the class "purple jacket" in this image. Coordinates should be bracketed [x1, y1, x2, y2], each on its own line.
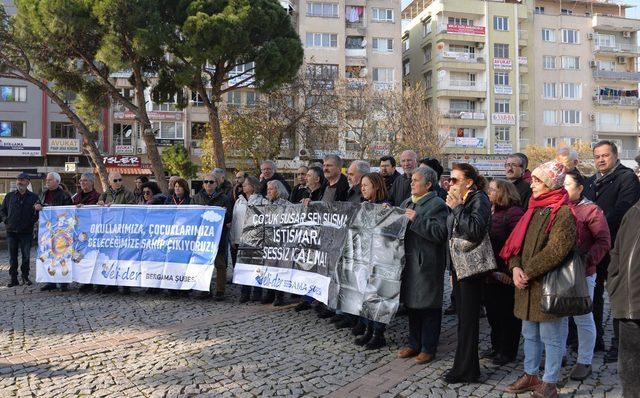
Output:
[490, 205, 525, 273]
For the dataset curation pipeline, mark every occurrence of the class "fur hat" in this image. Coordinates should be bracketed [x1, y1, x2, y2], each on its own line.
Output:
[532, 161, 567, 190]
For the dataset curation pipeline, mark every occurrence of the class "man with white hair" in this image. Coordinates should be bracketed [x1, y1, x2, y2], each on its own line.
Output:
[72, 173, 100, 205]
[97, 172, 136, 206]
[259, 159, 290, 197]
[556, 147, 579, 172]
[389, 150, 418, 206]
[213, 168, 233, 196]
[36, 172, 72, 292]
[346, 160, 370, 203]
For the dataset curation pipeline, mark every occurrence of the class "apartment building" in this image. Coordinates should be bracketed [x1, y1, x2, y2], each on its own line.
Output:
[402, 0, 640, 171]
[532, 0, 640, 164]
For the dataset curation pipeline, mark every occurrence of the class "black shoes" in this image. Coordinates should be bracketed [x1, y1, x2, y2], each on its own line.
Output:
[365, 332, 386, 350]
[354, 327, 373, 346]
[604, 346, 618, 363]
[442, 370, 478, 384]
[492, 354, 516, 366]
[335, 316, 356, 329]
[40, 283, 56, 291]
[294, 301, 311, 312]
[351, 322, 366, 336]
[22, 277, 32, 286]
[214, 292, 225, 302]
[239, 293, 250, 303]
[7, 279, 19, 288]
[480, 349, 498, 359]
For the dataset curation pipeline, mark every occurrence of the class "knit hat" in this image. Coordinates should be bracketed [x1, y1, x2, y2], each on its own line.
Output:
[531, 161, 567, 190]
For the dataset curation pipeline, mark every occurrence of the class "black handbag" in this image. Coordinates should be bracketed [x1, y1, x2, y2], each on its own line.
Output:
[540, 249, 592, 317]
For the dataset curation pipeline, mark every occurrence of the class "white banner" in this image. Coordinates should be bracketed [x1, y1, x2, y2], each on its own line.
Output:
[0, 138, 41, 156]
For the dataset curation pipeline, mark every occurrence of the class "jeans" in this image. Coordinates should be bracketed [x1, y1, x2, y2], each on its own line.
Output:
[562, 275, 596, 365]
[619, 319, 640, 398]
[407, 307, 442, 355]
[522, 318, 565, 383]
[7, 232, 32, 280]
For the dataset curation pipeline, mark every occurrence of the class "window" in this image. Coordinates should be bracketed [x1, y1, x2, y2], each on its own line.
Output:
[494, 71, 509, 86]
[403, 60, 410, 76]
[493, 16, 509, 31]
[424, 71, 432, 89]
[561, 56, 580, 70]
[51, 122, 76, 139]
[595, 34, 615, 48]
[495, 127, 510, 141]
[306, 64, 339, 80]
[373, 68, 394, 83]
[246, 92, 258, 107]
[567, 137, 582, 146]
[190, 91, 205, 106]
[597, 60, 615, 71]
[543, 56, 556, 69]
[562, 110, 581, 125]
[494, 43, 509, 59]
[448, 17, 473, 26]
[562, 83, 582, 100]
[0, 121, 26, 137]
[450, 99, 476, 112]
[402, 38, 410, 52]
[114, 88, 133, 111]
[227, 91, 242, 106]
[423, 44, 432, 63]
[543, 110, 557, 125]
[451, 72, 476, 86]
[422, 19, 431, 37]
[598, 112, 621, 126]
[0, 86, 27, 102]
[449, 128, 478, 139]
[543, 83, 557, 99]
[494, 100, 510, 113]
[561, 29, 579, 44]
[372, 8, 394, 22]
[152, 121, 184, 139]
[113, 123, 133, 145]
[305, 32, 338, 48]
[151, 94, 178, 111]
[346, 36, 365, 49]
[306, 2, 338, 18]
[535, 6, 545, 14]
[191, 122, 208, 140]
[542, 28, 555, 42]
[545, 137, 557, 147]
[372, 38, 394, 52]
[561, 8, 573, 15]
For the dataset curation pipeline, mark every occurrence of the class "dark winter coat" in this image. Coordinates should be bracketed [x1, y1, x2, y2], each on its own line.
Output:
[38, 187, 72, 207]
[164, 194, 192, 205]
[401, 192, 449, 309]
[321, 174, 349, 202]
[192, 189, 233, 249]
[98, 187, 136, 205]
[289, 184, 308, 204]
[259, 173, 291, 197]
[490, 205, 525, 274]
[383, 170, 401, 192]
[508, 205, 577, 322]
[1, 190, 39, 233]
[346, 184, 363, 203]
[388, 173, 411, 206]
[72, 190, 100, 206]
[512, 177, 532, 209]
[607, 200, 640, 320]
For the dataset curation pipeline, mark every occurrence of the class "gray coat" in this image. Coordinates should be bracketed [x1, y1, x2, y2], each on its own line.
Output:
[400, 192, 449, 309]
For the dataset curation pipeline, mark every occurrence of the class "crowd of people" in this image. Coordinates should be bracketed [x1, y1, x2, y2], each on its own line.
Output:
[2, 140, 640, 397]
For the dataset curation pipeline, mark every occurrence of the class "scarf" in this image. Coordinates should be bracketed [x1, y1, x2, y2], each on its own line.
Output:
[411, 192, 428, 203]
[499, 188, 570, 262]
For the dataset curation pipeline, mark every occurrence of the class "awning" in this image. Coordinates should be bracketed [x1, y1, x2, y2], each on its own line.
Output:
[105, 167, 153, 175]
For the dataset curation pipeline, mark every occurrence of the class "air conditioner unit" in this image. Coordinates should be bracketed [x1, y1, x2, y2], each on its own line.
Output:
[587, 33, 594, 40]
[589, 60, 597, 68]
[617, 56, 626, 64]
[589, 114, 596, 121]
[67, 156, 79, 163]
[623, 31, 631, 38]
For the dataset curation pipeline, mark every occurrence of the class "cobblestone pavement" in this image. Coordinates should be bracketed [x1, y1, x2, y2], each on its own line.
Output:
[0, 249, 622, 397]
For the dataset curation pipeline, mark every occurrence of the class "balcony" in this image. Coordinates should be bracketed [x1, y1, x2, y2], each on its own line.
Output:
[593, 95, 640, 107]
[440, 110, 487, 127]
[592, 14, 640, 32]
[519, 112, 529, 127]
[373, 82, 395, 91]
[592, 70, 640, 82]
[595, 123, 639, 134]
[436, 51, 484, 63]
[518, 29, 528, 45]
[519, 83, 529, 99]
[594, 43, 640, 56]
[345, 48, 367, 58]
[438, 80, 486, 91]
[436, 23, 486, 42]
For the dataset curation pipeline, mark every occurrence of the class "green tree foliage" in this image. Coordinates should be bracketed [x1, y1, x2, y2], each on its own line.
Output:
[161, 144, 198, 180]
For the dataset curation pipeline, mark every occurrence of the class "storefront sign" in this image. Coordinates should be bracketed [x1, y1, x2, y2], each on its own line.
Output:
[446, 24, 485, 35]
[493, 58, 512, 70]
[48, 138, 81, 154]
[455, 137, 485, 148]
[115, 145, 135, 155]
[494, 142, 513, 154]
[494, 85, 513, 95]
[491, 113, 516, 125]
[102, 156, 141, 167]
[0, 138, 41, 156]
[113, 111, 183, 121]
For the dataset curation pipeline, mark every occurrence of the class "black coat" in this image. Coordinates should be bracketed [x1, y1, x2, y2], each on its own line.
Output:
[584, 162, 640, 244]
[447, 189, 492, 244]
[164, 194, 191, 205]
[401, 192, 449, 309]
[512, 177, 532, 209]
[259, 173, 291, 197]
[289, 184, 308, 204]
[383, 170, 401, 192]
[1, 190, 39, 233]
[38, 187, 72, 207]
[322, 174, 349, 202]
[301, 185, 325, 202]
[191, 189, 233, 227]
[346, 184, 363, 203]
[388, 173, 411, 206]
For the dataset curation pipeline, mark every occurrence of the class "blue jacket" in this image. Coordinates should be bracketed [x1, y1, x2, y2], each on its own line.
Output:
[1, 189, 39, 233]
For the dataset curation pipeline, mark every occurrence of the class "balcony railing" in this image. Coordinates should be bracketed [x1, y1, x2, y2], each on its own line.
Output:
[345, 48, 367, 58]
[437, 23, 486, 36]
[518, 29, 528, 41]
[593, 70, 640, 81]
[346, 21, 364, 28]
[595, 123, 639, 133]
[442, 110, 486, 120]
[439, 80, 487, 91]
[594, 43, 640, 55]
[593, 96, 640, 107]
[373, 82, 395, 91]
[437, 51, 484, 63]
[446, 136, 486, 148]
[519, 84, 529, 94]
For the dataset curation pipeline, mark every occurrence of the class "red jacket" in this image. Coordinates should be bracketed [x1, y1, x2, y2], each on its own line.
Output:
[571, 198, 611, 276]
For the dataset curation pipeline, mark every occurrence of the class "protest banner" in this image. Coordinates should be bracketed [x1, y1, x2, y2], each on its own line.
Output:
[233, 202, 358, 304]
[234, 202, 408, 323]
[36, 205, 225, 290]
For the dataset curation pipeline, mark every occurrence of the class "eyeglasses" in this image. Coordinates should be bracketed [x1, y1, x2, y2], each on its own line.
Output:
[505, 163, 523, 169]
[112, 179, 122, 183]
[143, 191, 152, 196]
[448, 177, 459, 184]
[203, 180, 216, 184]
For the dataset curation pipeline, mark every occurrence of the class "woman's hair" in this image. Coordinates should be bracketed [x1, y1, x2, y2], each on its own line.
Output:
[565, 169, 587, 188]
[491, 179, 521, 208]
[267, 180, 289, 200]
[135, 176, 149, 183]
[452, 163, 487, 191]
[244, 176, 261, 193]
[361, 172, 387, 203]
[173, 178, 190, 196]
[141, 181, 161, 196]
[413, 166, 439, 192]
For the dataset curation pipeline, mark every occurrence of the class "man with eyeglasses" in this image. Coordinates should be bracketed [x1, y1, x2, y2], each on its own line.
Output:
[289, 166, 309, 203]
[259, 159, 290, 197]
[233, 171, 248, 201]
[72, 173, 100, 206]
[505, 154, 531, 208]
[193, 173, 233, 301]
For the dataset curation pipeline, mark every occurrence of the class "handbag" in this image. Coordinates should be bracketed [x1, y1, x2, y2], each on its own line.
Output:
[540, 249, 592, 317]
[449, 227, 497, 281]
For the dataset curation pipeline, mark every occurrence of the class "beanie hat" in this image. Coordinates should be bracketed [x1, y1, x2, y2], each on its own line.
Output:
[531, 161, 567, 190]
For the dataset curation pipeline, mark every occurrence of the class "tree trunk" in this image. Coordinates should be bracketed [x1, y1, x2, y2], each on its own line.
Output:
[206, 100, 226, 169]
[81, 132, 110, 191]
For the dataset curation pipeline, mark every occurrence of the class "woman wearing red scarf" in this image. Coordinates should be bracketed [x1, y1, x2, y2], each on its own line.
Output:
[503, 161, 577, 398]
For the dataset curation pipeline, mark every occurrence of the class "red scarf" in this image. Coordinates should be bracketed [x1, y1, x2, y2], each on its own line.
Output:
[499, 188, 570, 262]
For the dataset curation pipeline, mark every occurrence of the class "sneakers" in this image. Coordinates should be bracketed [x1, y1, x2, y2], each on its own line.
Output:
[531, 382, 558, 398]
[569, 363, 592, 381]
[505, 373, 542, 394]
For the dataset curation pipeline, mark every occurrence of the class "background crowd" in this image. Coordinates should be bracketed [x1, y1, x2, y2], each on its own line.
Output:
[2, 140, 640, 397]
